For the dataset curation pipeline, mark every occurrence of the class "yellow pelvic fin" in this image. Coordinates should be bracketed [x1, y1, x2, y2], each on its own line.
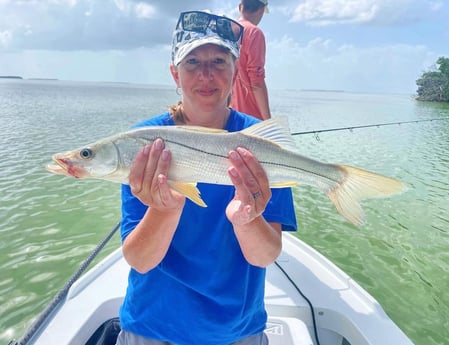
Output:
[270, 181, 299, 188]
[168, 181, 207, 207]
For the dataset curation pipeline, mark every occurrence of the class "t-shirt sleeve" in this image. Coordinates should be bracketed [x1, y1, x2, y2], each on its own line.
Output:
[120, 184, 147, 242]
[245, 28, 267, 85]
[263, 187, 298, 232]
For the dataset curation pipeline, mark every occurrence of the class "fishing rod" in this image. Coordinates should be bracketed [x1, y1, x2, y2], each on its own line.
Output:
[291, 118, 448, 136]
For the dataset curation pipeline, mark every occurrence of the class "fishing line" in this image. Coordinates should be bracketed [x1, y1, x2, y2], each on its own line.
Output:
[274, 261, 322, 345]
[290, 118, 448, 137]
[9, 220, 121, 345]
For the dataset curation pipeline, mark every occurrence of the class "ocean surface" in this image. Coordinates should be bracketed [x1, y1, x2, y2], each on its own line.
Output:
[1, 79, 448, 344]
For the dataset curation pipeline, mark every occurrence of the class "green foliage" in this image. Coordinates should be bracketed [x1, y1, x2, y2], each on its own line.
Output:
[416, 57, 449, 102]
[437, 57, 449, 77]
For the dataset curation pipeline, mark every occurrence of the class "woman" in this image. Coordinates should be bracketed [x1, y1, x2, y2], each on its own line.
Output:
[116, 10, 297, 345]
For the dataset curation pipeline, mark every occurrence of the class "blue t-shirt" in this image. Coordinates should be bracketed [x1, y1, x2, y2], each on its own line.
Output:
[119, 109, 297, 345]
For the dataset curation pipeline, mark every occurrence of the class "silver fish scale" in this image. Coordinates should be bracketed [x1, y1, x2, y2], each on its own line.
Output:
[126, 126, 344, 189]
[48, 119, 405, 225]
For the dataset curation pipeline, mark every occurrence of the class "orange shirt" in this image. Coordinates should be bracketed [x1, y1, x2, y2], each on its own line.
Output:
[231, 19, 266, 120]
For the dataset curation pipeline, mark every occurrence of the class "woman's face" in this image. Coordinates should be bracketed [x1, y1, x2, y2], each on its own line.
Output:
[171, 44, 236, 111]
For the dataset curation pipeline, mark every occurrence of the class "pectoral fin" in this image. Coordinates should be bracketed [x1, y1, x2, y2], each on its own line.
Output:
[168, 181, 207, 207]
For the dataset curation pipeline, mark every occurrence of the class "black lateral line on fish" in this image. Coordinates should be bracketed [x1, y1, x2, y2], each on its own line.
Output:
[165, 139, 340, 185]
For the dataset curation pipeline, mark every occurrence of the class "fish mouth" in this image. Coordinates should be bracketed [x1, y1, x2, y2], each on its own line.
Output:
[46, 163, 70, 176]
[46, 156, 86, 179]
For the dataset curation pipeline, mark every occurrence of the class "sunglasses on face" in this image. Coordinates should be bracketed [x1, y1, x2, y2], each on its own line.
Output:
[177, 11, 243, 43]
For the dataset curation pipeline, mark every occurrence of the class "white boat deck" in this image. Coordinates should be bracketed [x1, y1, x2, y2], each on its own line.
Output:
[26, 233, 413, 345]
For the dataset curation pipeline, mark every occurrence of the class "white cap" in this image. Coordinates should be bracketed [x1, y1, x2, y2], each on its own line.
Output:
[171, 12, 241, 66]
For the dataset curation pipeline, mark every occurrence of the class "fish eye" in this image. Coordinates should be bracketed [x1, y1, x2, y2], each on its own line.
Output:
[80, 148, 94, 160]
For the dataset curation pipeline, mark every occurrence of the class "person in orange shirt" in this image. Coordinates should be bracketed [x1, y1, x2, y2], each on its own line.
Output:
[231, 0, 271, 120]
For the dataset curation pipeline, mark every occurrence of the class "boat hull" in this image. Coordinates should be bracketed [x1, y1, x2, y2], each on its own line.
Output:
[18, 234, 413, 345]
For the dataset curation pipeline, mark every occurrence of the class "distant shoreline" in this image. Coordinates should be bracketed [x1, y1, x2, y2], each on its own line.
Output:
[300, 89, 345, 93]
[0, 76, 59, 81]
[0, 75, 23, 79]
[28, 78, 59, 81]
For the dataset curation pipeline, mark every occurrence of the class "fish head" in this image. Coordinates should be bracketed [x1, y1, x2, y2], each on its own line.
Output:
[46, 140, 120, 180]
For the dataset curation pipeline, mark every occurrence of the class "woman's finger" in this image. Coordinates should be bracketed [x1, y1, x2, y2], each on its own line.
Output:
[129, 145, 151, 195]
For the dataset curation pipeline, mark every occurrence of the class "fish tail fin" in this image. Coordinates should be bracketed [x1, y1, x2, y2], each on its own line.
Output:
[327, 165, 407, 226]
[168, 181, 207, 207]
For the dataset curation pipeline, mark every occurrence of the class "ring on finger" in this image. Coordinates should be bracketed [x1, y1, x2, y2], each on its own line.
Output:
[252, 191, 262, 200]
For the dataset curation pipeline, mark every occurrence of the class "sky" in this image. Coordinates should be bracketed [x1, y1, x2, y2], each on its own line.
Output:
[1, 0, 448, 94]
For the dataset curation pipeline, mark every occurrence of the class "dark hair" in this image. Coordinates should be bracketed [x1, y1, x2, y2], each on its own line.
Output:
[168, 101, 185, 123]
[241, 0, 266, 13]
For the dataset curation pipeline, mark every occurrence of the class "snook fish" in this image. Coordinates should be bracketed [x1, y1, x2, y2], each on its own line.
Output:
[46, 117, 406, 226]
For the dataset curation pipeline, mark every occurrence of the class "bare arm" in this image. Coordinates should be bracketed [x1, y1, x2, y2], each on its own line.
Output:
[122, 139, 185, 273]
[226, 147, 282, 267]
[251, 80, 271, 120]
[234, 219, 282, 267]
[123, 141, 282, 271]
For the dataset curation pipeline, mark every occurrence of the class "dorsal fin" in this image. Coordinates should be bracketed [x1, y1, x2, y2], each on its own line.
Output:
[176, 125, 228, 134]
[241, 117, 297, 151]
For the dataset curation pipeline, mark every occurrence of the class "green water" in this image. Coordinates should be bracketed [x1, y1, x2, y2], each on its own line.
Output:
[1, 80, 448, 344]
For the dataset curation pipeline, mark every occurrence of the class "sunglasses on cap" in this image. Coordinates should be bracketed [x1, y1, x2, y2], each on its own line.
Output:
[176, 11, 244, 43]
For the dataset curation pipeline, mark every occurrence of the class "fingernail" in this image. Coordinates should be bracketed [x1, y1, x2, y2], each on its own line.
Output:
[236, 147, 247, 156]
[161, 149, 169, 161]
[229, 167, 239, 177]
[155, 138, 163, 150]
[229, 150, 239, 160]
[143, 145, 151, 155]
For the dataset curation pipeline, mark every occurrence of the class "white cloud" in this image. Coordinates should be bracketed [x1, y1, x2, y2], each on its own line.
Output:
[429, 1, 444, 11]
[291, 0, 378, 25]
[0, 0, 446, 94]
[134, 2, 156, 18]
[0, 31, 12, 48]
[290, 0, 445, 26]
[113, 0, 155, 18]
[49, 0, 77, 6]
[266, 35, 437, 93]
[0, 46, 172, 83]
[0, 0, 207, 51]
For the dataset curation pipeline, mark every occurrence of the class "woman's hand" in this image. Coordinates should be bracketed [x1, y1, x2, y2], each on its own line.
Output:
[129, 138, 185, 212]
[226, 147, 271, 226]
[123, 139, 184, 273]
[226, 147, 281, 267]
